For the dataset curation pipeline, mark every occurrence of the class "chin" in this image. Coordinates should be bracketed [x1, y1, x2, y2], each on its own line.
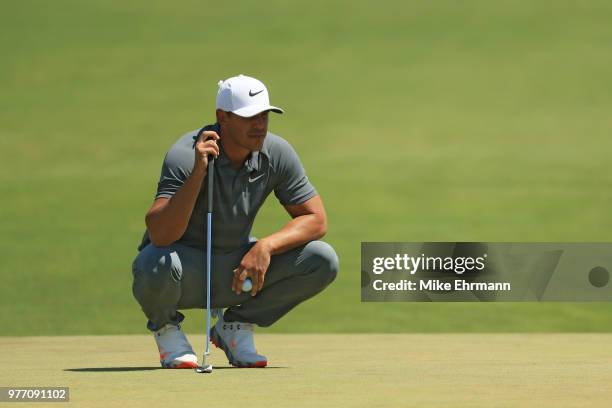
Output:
[249, 136, 266, 151]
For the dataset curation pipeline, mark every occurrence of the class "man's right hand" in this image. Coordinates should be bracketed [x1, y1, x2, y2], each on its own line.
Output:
[145, 129, 221, 247]
[194, 130, 221, 173]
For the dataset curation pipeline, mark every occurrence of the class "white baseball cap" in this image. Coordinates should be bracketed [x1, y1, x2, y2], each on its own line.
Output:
[216, 74, 284, 118]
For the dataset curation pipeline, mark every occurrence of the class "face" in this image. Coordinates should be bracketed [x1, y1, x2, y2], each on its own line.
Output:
[218, 110, 269, 152]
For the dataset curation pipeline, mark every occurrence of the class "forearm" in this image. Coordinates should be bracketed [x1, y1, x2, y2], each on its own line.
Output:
[145, 166, 206, 246]
[259, 213, 327, 256]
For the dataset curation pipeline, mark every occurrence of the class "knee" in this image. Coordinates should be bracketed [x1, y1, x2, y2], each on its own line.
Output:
[132, 246, 183, 294]
[303, 241, 339, 286]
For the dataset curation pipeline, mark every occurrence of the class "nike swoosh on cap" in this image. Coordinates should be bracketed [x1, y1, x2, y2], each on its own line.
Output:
[249, 89, 264, 97]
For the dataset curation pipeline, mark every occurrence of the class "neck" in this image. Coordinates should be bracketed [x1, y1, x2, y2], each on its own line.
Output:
[220, 129, 250, 168]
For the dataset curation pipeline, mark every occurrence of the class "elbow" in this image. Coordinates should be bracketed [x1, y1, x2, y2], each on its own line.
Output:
[145, 213, 175, 247]
[315, 214, 327, 240]
[147, 230, 175, 248]
[148, 233, 174, 248]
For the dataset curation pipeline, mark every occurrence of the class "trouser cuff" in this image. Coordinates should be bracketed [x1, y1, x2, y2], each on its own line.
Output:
[146, 311, 185, 332]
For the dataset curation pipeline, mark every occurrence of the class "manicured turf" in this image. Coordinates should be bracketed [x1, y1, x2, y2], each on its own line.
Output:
[1, 1, 612, 335]
[2, 334, 612, 407]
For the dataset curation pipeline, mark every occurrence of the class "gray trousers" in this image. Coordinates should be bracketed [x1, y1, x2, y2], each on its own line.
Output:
[132, 240, 338, 331]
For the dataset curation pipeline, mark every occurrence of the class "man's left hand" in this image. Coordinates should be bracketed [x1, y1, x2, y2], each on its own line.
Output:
[232, 240, 273, 296]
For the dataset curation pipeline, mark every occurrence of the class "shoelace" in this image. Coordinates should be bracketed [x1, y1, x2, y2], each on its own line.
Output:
[214, 309, 254, 333]
[222, 322, 253, 331]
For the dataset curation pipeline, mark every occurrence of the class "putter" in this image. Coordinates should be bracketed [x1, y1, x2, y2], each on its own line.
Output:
[196, 133, 215, 374]
[194, 128, 256, 374]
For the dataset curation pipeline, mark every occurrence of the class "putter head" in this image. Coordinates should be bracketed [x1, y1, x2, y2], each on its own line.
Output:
[195, 364, 213, 374]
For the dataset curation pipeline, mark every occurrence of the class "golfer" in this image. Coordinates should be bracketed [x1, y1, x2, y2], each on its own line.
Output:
[132, 75, 339, 368]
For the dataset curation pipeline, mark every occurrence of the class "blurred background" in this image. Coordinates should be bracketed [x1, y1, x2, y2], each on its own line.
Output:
[1, 0, 611, 335]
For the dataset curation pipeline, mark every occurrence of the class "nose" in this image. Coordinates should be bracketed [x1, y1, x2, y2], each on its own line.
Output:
[252, 112, 268, 129]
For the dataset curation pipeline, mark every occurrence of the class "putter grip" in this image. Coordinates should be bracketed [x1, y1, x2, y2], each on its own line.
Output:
[207, 156, 215, 213]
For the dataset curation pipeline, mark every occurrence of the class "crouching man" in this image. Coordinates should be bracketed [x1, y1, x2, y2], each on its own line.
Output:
[131, 75, 338, 368]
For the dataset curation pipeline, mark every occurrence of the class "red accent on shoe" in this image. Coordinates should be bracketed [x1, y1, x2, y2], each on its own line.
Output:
[232, 360, 267, 368]
[212, 329, 267, 368]
[165, 361, 199, 369]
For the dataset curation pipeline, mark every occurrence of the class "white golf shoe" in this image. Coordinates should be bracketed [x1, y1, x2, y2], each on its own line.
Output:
[210, 314, 267, 368]
[154, 323, 199, 369]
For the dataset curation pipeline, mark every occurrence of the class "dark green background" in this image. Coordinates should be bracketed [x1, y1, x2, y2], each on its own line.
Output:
[2, 0, 611, 335]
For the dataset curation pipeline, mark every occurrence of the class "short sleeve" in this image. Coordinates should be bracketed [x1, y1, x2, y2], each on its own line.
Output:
[155, 140, 195, 199]
[273, 140, 317, 206]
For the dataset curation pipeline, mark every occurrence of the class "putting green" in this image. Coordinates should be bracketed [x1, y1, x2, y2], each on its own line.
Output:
[1, 334, 611, 407]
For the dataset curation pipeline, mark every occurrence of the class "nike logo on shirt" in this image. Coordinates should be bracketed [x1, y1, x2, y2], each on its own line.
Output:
[248, 174, 265, 183]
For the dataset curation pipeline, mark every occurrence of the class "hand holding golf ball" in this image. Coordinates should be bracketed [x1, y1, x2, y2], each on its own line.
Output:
[233, 243, 272, 295]
[241, 278, 253, 292]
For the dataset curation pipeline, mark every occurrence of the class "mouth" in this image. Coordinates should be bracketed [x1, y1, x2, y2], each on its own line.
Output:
[249, 133, 266, 139]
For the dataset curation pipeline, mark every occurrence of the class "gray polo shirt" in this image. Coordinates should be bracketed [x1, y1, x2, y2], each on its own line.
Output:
[138, 124, 317, 253]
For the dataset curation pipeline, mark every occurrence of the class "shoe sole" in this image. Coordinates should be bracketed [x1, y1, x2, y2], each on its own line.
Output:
[161, 361, 199, 369]
[210, 328, 267, 368]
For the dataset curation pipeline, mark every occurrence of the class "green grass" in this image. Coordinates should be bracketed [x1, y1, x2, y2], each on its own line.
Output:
[1, 0, 612, 335]
[3, 334, 612, 407]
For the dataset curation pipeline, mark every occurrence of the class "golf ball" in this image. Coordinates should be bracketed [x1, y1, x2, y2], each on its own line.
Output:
[242, 278, 253, 292]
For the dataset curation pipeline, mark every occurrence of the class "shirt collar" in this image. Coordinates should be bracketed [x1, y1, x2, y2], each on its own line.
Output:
[247, 138, 271, 172]
[245, 151, 260, 172]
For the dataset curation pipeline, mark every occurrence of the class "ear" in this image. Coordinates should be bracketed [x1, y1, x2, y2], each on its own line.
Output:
[216, 109, 229, 124]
